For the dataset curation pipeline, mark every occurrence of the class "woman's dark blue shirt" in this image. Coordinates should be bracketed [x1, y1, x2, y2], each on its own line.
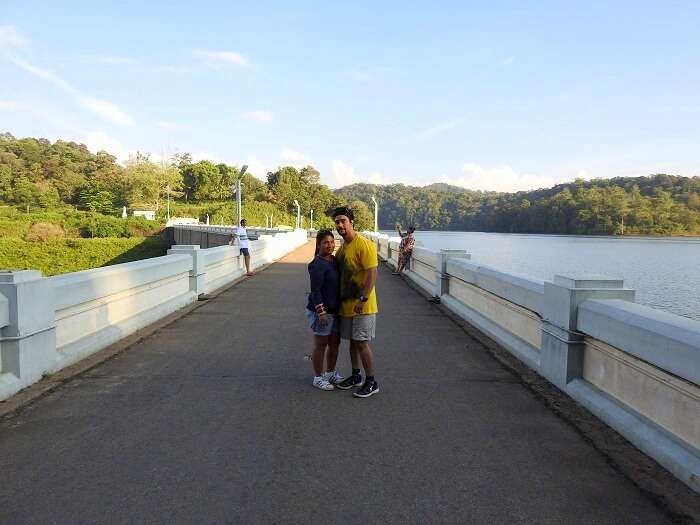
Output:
[307, 255, 340, 314]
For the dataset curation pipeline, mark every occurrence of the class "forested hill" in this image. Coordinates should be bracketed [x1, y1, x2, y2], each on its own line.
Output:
[336, 175, 700, 235]
[1, 132, 698, 235]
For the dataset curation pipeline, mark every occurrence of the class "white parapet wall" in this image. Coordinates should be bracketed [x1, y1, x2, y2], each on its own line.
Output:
[363, 231, 700, 494]
[50, 254, 195, 372]
[0, 228, 308, 402]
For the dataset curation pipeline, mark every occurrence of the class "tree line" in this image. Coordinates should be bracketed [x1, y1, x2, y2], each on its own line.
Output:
[337, 175, 700, 235]
[0, 133, 373, 230]
[2, 132, 699, 235]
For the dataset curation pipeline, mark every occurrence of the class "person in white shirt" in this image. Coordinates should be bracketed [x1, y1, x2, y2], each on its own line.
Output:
[232, 218, 254, 276]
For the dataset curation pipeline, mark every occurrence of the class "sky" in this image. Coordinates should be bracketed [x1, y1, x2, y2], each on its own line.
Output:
[1, 1, 699, 191]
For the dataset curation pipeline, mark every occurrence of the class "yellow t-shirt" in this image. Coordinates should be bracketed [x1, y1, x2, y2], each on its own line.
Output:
[336, 234, 379, 317]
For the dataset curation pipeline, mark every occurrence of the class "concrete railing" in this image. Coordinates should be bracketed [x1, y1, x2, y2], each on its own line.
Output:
[169, 224, 292, 248]
[363, 231, 700, 493]
[0, 229, 308, 402]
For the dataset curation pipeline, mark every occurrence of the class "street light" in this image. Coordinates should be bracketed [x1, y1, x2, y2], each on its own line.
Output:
[310, 209, 314, 230]
[233, 165, 248, 226]
[370, 196, 378, 232]
[293, 199, 301, 229]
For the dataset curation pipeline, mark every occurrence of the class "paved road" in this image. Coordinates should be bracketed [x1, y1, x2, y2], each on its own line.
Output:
[0, 242, 674, 524]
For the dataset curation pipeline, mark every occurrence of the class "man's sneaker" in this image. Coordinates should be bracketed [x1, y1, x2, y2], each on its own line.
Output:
[353, 379, 379, 398]
[335, 374, 362, 390]
[324, 371, 344, 385]
[313, 376, 334, 391]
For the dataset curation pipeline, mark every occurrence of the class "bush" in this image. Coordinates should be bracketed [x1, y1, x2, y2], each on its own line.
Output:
[25, 222, 64, 241]
[125, 216, 162, 237]
[75, 213, 128, 238]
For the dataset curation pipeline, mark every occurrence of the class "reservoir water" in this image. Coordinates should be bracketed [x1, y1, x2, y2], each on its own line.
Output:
[381, 231, 700, 321]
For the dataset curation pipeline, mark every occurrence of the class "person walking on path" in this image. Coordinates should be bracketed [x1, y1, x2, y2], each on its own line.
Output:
[393, 223, 416, 275]
[231, 218, 254, 276]
[306, 229, 343, 391]
[332, 207, 380, 398]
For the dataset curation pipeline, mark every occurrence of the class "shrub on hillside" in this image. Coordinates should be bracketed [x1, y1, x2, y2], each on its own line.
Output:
[78, 213, 128, 238]
[125, 216, 162, 237]
[25, 222, 65, 242]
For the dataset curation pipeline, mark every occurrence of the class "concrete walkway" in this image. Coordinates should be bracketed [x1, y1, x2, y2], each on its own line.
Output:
[0, 241, 676, 524]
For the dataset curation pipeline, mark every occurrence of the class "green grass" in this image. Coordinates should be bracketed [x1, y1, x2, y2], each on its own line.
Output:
[0, 236, 170, 276]
[0, 205, 163, 239]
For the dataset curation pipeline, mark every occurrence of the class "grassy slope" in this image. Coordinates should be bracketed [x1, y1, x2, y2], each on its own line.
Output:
[0, 236, 170, 276]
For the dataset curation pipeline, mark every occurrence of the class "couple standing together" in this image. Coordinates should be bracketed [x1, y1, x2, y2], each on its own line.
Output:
[305, 207, 379, 398]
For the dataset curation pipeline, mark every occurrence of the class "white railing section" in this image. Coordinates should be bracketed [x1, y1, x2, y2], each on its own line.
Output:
[0, 228, 308, 402]
[363, 231, 700, 494]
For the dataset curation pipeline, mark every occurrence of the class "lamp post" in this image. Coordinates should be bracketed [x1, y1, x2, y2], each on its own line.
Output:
[310, 209, 314, 230]
[293, 200, 301, 230]
[233, 164, 248, 226]
[370, 196, 378, 232]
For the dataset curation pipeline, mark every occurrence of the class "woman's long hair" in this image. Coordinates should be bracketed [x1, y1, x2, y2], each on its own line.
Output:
[315, 229, 335, 256]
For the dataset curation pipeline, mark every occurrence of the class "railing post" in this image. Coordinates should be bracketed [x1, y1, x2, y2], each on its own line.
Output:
[167, 245, 206, 296]
[541, 275, 635, 389]
[434, 250, 469, 299]
[0, 270, 56, 383]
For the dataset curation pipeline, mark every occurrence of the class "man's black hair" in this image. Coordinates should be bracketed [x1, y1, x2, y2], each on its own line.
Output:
[408, 225, 416, 233]
[331, 206, 354, 221]
[240, 218, 246, 225]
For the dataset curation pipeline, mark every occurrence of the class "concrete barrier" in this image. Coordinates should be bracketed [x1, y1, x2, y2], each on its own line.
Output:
[0, 229, 308, 402]
[363, 231, 700, 494]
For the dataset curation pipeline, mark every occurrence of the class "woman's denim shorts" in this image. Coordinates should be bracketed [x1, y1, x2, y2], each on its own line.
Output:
[305, 309, 339, 336]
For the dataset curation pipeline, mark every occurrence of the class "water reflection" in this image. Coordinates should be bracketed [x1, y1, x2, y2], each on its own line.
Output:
[383, 231, 700, 321]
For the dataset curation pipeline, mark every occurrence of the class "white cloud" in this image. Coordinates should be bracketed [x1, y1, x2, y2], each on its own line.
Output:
[331, 159, 388, 188]
[244, 155, 271, 177]
[9, 56, 77, 93]
[0, 99, 86, 135]
[245, 110, 273, 123]
[281, 147, 313, 168]
[84, 131, 130, 161]
[195, 49, 250, 69]
[7, 56, 134, 126]
[80, 97, 134, 126]
[441, 163, 558, 193]
[502, 56, 516, 66]
[0, 25, 27, 49]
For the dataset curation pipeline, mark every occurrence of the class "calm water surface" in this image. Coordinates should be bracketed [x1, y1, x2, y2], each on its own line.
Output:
[382, 231, 700, 321]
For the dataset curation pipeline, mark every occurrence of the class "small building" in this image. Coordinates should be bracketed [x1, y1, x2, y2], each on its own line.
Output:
[133, 210, 156, 221]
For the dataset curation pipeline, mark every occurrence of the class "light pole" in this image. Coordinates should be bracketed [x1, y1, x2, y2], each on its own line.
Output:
[233, 164, 248, 226]
[293, 200, 301, 229]
[310, 209, 314, 230]
[370, 196, 378, 232]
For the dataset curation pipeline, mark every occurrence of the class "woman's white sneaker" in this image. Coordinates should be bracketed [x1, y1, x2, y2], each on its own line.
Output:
[313, 376, 334, 390]
[324, 370, 344, 385]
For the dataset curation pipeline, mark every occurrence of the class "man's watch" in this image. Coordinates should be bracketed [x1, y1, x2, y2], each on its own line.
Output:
[358, 295, 369, 303]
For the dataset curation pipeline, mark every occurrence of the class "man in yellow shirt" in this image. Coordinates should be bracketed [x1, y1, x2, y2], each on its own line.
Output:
[332, 206, 380, 398]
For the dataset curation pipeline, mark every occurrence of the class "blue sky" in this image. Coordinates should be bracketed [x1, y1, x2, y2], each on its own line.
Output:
[1, 1, 699, 190]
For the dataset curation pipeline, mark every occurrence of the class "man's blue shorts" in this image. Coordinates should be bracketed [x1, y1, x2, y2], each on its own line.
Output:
[240, 248, 250, 257]
[305, 309, 339, 336]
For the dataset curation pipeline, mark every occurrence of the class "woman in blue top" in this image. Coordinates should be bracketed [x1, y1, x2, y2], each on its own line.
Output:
[306, 229, 343, 390]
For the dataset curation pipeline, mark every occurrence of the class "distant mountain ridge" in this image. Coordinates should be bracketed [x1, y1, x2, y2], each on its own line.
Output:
[334, 174, 700, 235]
